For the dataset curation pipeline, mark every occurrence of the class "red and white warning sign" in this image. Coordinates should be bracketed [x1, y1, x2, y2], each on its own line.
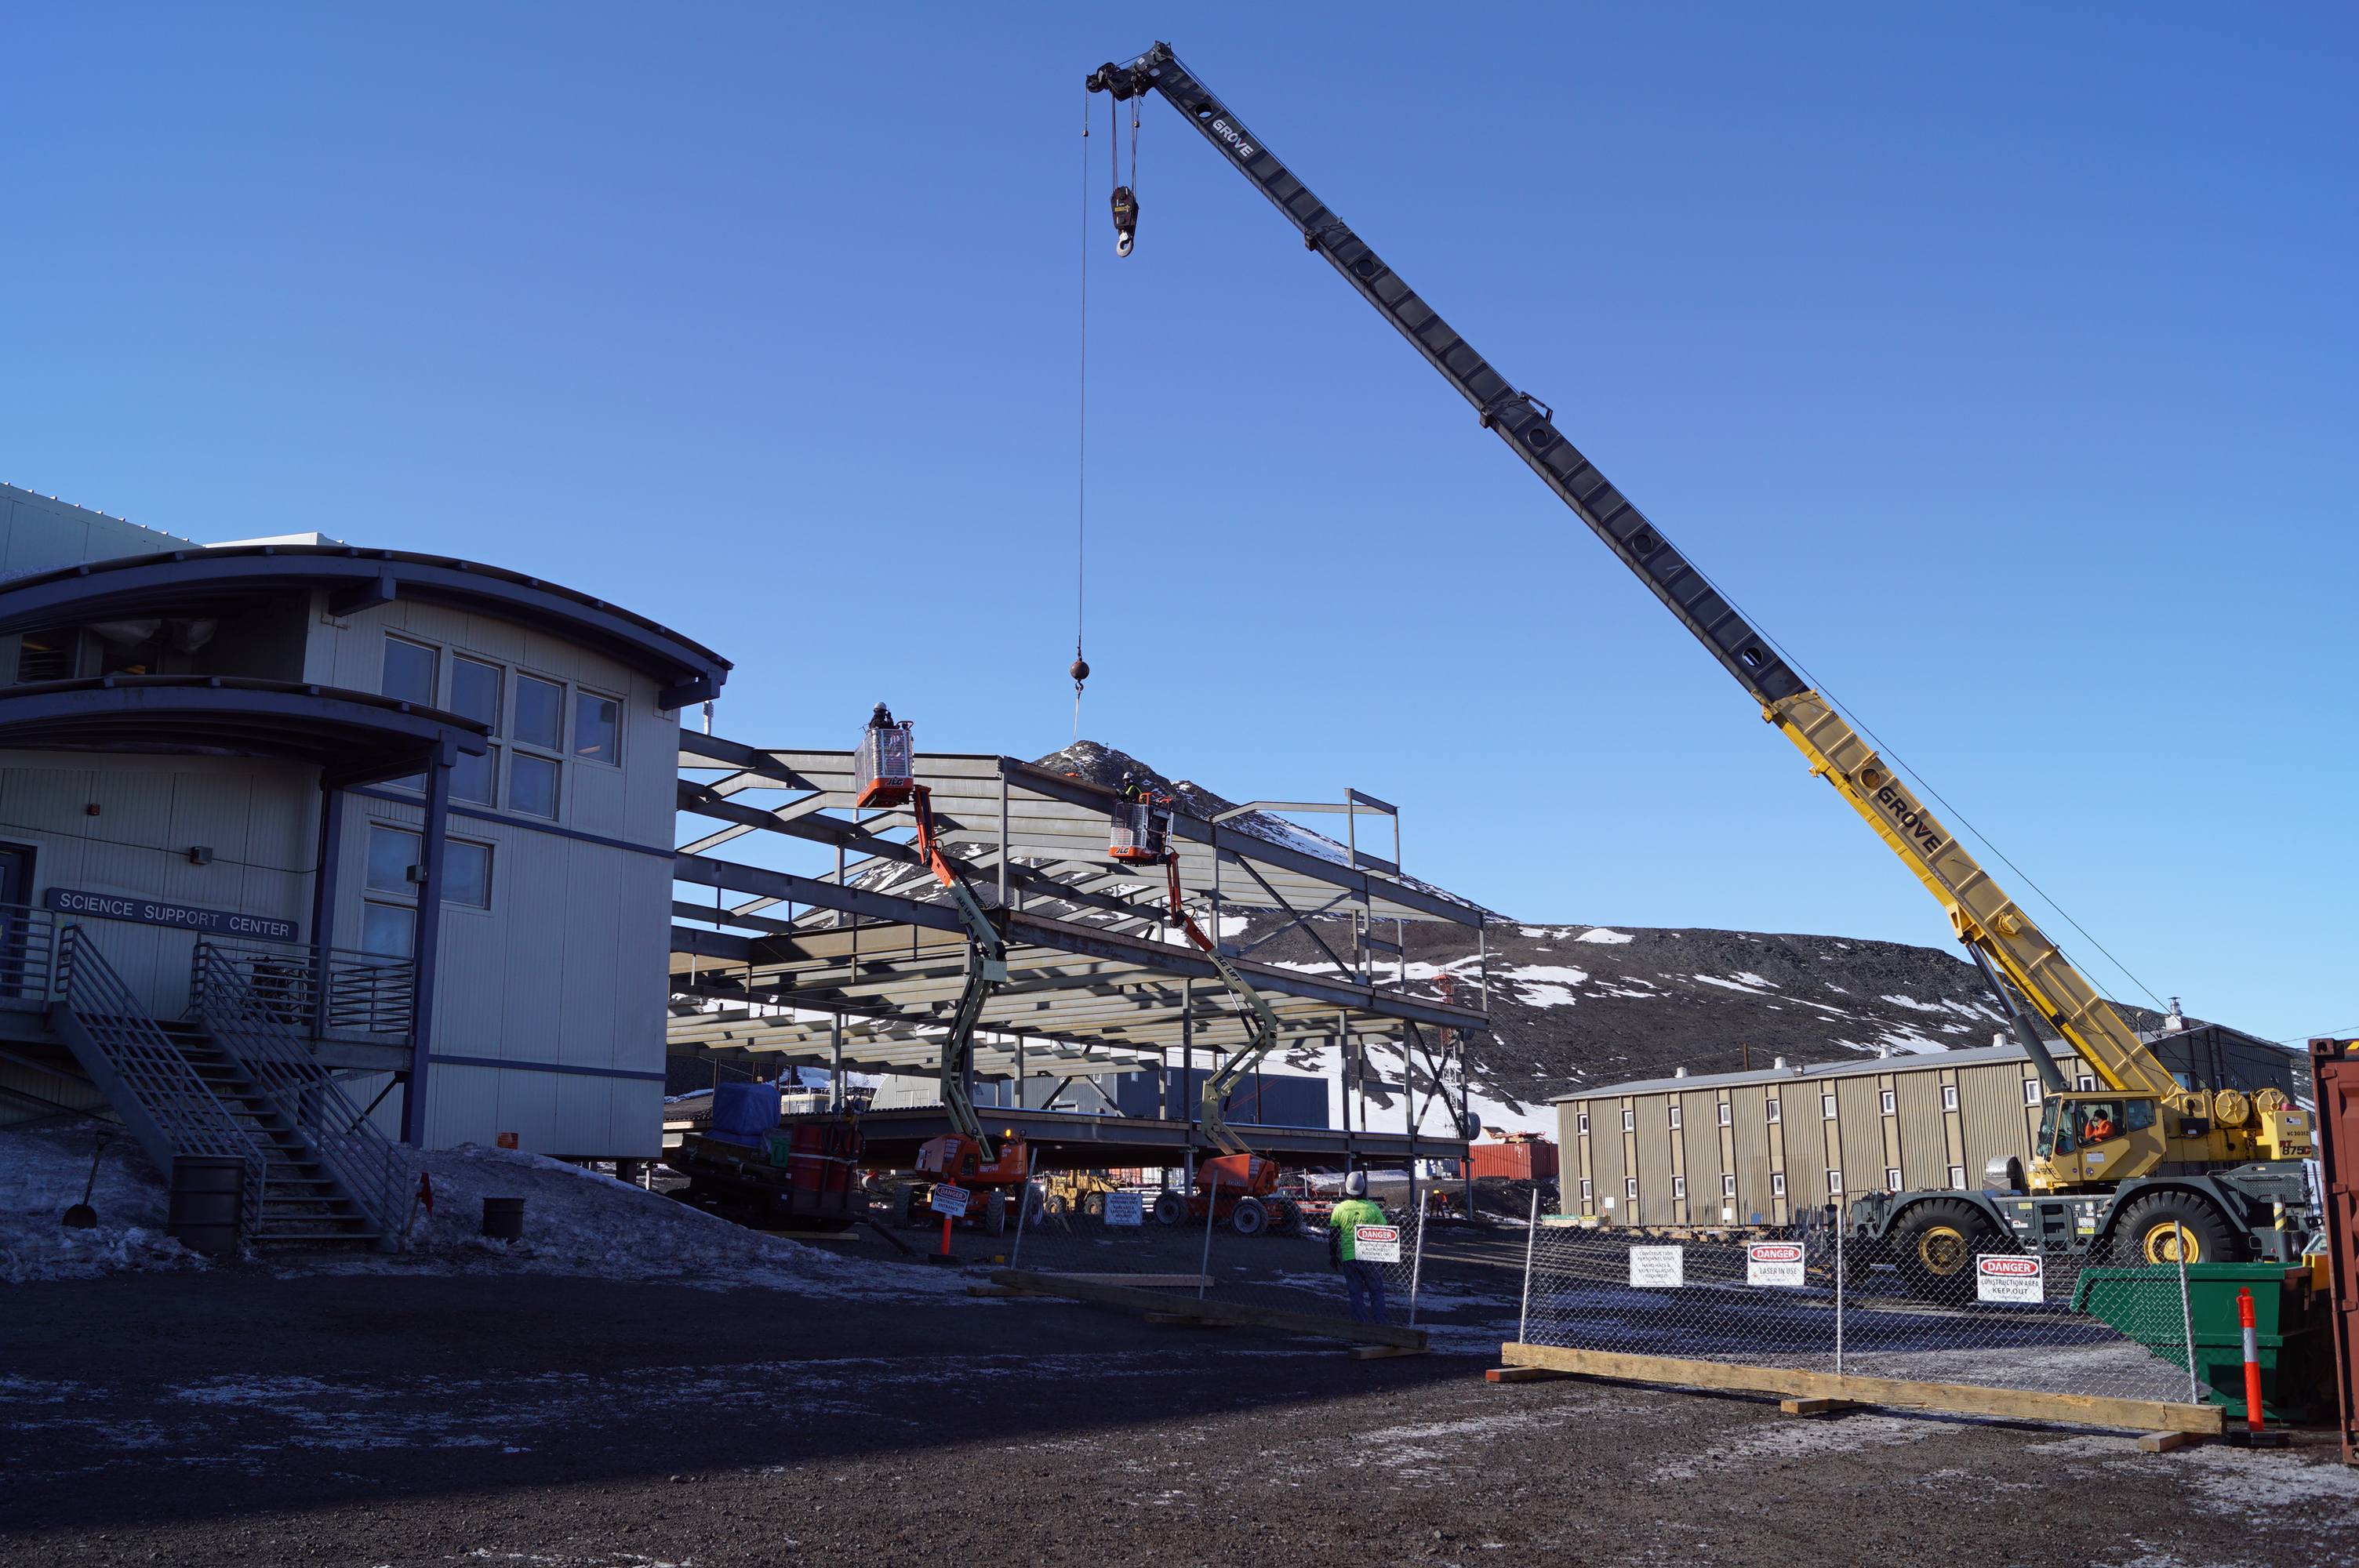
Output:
[1976, 1253, 2043, 1304]
[1353, 1225, 1402, 1263]
[929, 1184, 970, 1217]
[1747, 1241, 1806, 1287]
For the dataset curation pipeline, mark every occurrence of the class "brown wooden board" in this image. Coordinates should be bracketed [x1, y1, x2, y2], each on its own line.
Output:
[1499, 1342, 2223, 1435]
[992, 1269, 1427, 1349]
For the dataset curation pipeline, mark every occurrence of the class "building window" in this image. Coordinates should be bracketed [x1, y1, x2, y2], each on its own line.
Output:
[1671, 1174, 1687, 1199]
[2023, 1078, 2044, 1107]
[364, 824, 491, 908]
[1579, 1178, 1593, 1200]
[2077, 1075, 2098, 1092]
[367, 826, 420, 895]
[1770, 1171, 1787, 1197]
[573, 692, 621, 763]
[1879, 1089, 1896, 1115]
[443, 840, 493, 909]
[508, 751, 560, 818]
[1885, 1167, 1903, 1190]
[1667, 1105, 1681, 1131]
[1821, 1094, 1837, 1120]
[449, 656, 502, 729]
[1624, 1178, 1638, 1200]
[514, 674, 564, 750]
[383, 637, 437, 705]
[1947, 1164, 1967, 1189]
[360, 902, 413, 957]
[1941, 1084, 1960, 1112]
[1721, 1173, 1737, 1197]
[1826, 1169, 1843, 1194]
[1576, 1112, 1590, 1135]
[1765, 1098, 1780, 1123]
[1717, 1101, 1732, 1127]
[1621, 1109, 1635, 1132]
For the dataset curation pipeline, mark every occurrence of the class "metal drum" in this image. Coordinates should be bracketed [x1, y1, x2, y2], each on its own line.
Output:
[167, 1156, 245, 1254]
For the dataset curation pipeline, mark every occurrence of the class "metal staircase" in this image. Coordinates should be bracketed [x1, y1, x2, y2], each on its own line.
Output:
[49, 924, 400, 1249]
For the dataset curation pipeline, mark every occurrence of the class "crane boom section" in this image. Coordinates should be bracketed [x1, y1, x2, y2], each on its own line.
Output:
[1096, 42, 2177, 1104]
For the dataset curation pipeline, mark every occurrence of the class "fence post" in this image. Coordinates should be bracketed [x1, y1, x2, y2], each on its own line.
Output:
[1834, 1207, 1846, 1376]
[1518, 1187, 1539, 1346]
[2176, 1221, 2199, 1406]
[1408, 1205, 1427, 1327]
[1198, 1171, 1218, 1300]
[1009, 1164, 1033, 1270]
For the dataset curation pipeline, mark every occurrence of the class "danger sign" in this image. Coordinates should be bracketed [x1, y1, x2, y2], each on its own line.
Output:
[1747, 1242, 1806, 1287]
[1976, 1253, 2043, 1304]
[1629, 1245, 1685, 1288]
[929, 1184, 970, 1217]
[1354, 1225, 1402, 1263]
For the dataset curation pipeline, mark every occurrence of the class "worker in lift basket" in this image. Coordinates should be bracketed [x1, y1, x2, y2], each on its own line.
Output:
[1329, 1172, 1390, 1325]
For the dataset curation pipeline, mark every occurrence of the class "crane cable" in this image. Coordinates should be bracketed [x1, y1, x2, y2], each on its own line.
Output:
[1071, 93, 1091, 739]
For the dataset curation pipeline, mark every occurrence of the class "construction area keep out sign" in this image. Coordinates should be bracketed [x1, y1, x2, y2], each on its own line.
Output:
[1103, 1190, 1143, 1225]
[929, 1184, 970, 1217]
[1747, 1241, 1806, 1287]
[1354, 1225, 1402, 1263]
[1629, 1245, 1684, 1288]
[1976, 1254, 2043, 1304]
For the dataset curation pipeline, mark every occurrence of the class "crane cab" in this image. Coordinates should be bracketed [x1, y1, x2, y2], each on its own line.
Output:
[853, 703, 915, 808]
[2029, 1094, 2165, 1189]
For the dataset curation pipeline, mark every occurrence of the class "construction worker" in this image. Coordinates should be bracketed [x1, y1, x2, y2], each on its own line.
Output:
[1329, 1171, 1391, 1325]
[2084, 1106, 2117, 1142]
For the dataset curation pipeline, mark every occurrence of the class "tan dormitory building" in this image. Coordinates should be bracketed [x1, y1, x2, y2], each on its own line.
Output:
[1554, 1024, 2306, 1228]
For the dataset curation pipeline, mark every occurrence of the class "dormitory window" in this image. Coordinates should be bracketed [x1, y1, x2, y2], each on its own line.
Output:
[1576, 1112, 1590, 1135]
[1765, 1098, 1781, 1123]
[1879, 1090, 1896, 1115]
[1579, 1179, 1594, 1200]
[1624, 1178, 1638, 1200]
[1821, 1094, 1837, 1120]
[1721, 1173, 1737, 1197]
[1621, 1109, 1635, 1131]
[1947, 1164, 1967, 1189]
[380, 634, 622, 819]
[361, 825, 493, 957]
[1717, 1101, 1732, 1127]
[1770, 1172, 1787, 1197]
[1885, 1167, 1903, 1190]
[1671, 1175, 1687, 1199]
[1826, 1169, 1843, 1194]
[2023, 1079, 2044, 1107]
[1667, 1105, 1681, 1130]
[1942, 1084, 1960, 1112]
[2077, 1076, 2098, 1092]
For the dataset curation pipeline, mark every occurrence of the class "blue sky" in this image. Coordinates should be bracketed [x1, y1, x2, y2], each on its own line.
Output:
[3, 5, 2350, 1044]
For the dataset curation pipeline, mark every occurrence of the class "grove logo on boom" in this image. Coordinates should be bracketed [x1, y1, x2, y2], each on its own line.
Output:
[1209, 118, 1257, 160]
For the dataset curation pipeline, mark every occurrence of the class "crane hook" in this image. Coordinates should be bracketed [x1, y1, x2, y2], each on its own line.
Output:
[1110, 186, 1138, 257]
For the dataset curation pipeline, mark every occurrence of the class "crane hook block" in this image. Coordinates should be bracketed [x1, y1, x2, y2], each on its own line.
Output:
[1110, 186, 1139, 257]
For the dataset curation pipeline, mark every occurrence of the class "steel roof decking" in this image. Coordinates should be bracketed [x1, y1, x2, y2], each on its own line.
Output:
[669, 735, 1488, 1080]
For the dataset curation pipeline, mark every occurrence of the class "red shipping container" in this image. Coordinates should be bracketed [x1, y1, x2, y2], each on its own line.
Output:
[1469, 1134, 1558, 1181]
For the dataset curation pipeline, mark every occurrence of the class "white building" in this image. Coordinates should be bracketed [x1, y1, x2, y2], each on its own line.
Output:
[0, 484, 726, 1238]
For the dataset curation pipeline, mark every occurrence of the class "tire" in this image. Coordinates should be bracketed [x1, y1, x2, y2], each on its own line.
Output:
[1230, 1196, 1269, 1237]
[1152, 1192, 1186, 1227]
[1267, 1196, 1303, 1238]
[2112, 1192, 2245, 1266]
[1891, 1198, 2008, 1305]
[888, 1184, 915, 1229]
[984, 1190, 1006, 1237]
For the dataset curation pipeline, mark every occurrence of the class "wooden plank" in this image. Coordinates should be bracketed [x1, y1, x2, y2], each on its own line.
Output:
[1779, 1398, 1862, 1417]
[1485, 1367, 1572, 1384]
[1144, 1312, 1237, 1327]
[1349, 1345, 1430, 1360]
[993, 1269, 1427, 1350]
[1041, 1273, 1216, 1288]
[1499, 1343, 2224, 1435]
[2139, 1431, 2201, 1452]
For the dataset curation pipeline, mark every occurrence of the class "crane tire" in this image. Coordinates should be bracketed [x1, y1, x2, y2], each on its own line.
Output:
[1152, 1192, 1187, 1226]
[1892, 1198, 2008, 1305]
[1266, 1196, 1303, 1237]
[984, 1190, 1007, 1236]
[2112, 1193, 2245, 1266]
[1230, 1196, 1269, 1237]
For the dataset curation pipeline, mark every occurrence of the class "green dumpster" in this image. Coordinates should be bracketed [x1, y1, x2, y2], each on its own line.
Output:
[2073, 1262, 2326, 1422]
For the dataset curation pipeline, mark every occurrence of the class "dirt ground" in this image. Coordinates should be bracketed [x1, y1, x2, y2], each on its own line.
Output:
[2, 1229, 2354, 1568]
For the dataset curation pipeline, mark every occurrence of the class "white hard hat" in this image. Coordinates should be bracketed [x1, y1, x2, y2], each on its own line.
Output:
[1343, 1171, 1369, 1199]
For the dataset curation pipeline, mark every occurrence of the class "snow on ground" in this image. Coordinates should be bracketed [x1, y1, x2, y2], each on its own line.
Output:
[1575, 927, 1634, 944]
[0, 1123, 205, 1284]
[1, 1125, 961, 1300]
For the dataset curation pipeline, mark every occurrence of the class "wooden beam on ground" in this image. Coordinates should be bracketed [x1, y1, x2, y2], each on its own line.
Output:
[1498, 1343, 2223, 1435]
[1144, 1312, 1238, 1327]
[1780, 1398, 1863, 1417]
[1349, 1345, 1430, 1360]
[1040, 1273, 1214, 1288]
[994, 1269, 1428, 1350]
[1485, 1366, 1572, 1384]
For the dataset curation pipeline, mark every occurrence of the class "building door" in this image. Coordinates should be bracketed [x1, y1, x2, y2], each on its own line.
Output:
[0, 843, 36, 997]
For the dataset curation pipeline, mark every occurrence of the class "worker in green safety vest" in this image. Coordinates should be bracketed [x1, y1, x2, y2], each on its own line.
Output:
[1328, 1171, 1390, 1324]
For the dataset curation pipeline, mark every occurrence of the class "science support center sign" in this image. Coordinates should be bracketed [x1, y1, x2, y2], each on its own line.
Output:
[45, 888, 299, 944]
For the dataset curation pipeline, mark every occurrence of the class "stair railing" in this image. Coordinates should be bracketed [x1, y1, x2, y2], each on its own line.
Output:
[53, 924, 264, 1240]
[190, 941, 405, 1243]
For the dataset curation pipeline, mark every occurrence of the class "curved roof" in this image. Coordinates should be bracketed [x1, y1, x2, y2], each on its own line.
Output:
[0, 543, 729, 710]
[0, 675, 489, 789]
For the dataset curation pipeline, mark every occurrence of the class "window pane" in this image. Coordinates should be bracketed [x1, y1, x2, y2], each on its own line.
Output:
[573, 693, 620, 763]
[383, 773, 424, 793]
[383, 638, 436, 705]
[514, 676, 562, 750]
[450, 658, 502, 729]
[509, 752, 558, 818]
[366, 826, 420, 895]
[443, 840, 491, 908]
[361, 902, 413, 958]
[451, 745, 496, 805]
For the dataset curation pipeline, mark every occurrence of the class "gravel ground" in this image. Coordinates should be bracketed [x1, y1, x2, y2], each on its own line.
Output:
[2, 1227, 2354, 1568]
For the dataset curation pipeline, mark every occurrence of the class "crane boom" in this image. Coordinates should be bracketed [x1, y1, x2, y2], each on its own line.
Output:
[1089, 43, 2179, 1105]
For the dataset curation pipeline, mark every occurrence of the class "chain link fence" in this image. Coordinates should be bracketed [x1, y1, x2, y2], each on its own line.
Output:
[1518, 1207, 2209, 1408]
[996, 1165, 1430, 1333]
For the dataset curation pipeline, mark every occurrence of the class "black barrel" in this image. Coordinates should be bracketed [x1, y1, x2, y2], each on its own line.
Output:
[480, 1196, 525, 1240]
[167, 1156, 245, 1255]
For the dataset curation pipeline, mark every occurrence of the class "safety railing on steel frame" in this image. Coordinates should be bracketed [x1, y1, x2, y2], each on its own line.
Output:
[191, 938, 416, 1040]
[1517, 1206, 2208, 1410]
[189, 940, 405, 1241]
[0, 899, 62, 1004]
[53, 923, 265, 1239]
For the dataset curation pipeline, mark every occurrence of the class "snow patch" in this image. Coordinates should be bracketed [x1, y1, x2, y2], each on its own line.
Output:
[0, 1124, 209, 1284]
[1575, 928, 1634, 945]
